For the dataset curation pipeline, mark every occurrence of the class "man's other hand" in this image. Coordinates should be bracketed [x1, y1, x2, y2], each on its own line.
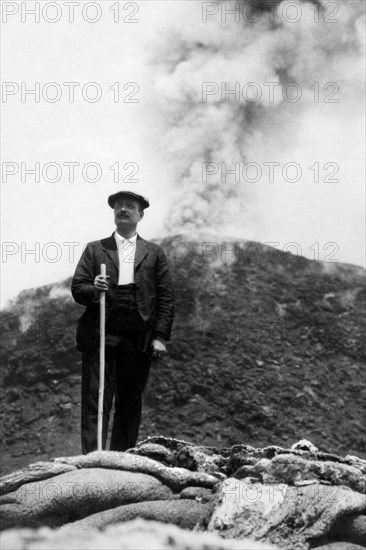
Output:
[151, 339, 167, 361]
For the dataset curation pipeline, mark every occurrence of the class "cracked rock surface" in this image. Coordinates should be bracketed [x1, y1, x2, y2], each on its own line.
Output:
[1, 437, 365, 550]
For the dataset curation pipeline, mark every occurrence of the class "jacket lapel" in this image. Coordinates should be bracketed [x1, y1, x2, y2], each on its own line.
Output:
[101, 234, 119, 278]
[134, 235, 148, 271]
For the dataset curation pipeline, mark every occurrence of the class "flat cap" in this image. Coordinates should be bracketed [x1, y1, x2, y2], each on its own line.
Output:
[108, 190, 150, 210]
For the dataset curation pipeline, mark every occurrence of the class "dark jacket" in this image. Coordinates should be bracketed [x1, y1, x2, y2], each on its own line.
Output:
[71, 234, 175, 353]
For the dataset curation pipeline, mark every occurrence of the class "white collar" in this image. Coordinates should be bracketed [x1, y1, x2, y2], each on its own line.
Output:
[114, 231, 137, 244]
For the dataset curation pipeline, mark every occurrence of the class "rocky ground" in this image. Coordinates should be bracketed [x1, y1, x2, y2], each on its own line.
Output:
[1, 437, 366, 549]
[1, 236, 365, 475]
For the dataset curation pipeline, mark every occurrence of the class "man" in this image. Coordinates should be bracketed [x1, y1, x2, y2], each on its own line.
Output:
[71, 190, 175, 453]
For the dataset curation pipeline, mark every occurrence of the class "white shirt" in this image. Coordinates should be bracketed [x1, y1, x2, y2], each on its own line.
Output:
[114, 231, 137, 285]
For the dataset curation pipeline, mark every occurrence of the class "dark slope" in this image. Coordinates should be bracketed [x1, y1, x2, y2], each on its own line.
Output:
[1, 236, 365, 475]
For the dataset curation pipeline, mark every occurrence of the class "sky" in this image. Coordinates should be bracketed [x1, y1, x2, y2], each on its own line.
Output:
[1, 0, 365, 308]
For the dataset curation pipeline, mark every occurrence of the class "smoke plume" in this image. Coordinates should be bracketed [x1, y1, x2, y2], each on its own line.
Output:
[147, 0, 364, 260]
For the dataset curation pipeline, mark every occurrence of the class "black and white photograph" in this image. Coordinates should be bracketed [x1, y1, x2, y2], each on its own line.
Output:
[1, 0, 365, 548]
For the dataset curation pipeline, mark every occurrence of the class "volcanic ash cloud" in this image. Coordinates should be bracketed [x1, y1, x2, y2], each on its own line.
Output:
[146, 0, 365, 253]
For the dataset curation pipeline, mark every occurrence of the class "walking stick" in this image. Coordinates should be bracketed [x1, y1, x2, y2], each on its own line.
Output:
[97, 263, 106, 451]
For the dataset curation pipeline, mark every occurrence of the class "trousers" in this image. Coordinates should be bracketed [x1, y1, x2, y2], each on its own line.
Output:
[81, 285, 151, 454]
